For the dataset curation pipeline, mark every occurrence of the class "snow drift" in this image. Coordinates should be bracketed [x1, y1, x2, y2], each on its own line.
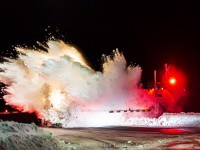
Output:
[0, 120, 73, 150]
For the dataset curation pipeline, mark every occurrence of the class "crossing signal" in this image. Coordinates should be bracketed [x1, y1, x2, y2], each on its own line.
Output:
[169, 77, 176, 86]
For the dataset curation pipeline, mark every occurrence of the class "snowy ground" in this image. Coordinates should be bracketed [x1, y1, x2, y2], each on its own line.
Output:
[59, 112, 200, 128]
[0, 120, 74, 150]
[1, 112, 200, 150]
[43, 126, 200, 150]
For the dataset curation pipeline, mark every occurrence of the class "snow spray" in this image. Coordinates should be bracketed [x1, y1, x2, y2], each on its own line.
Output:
[0, 40, 162, 127]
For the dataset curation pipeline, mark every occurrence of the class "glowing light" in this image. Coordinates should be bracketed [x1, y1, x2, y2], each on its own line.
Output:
[169, 77, 176, 85]
[49, 90, 64, 110]
[142, 106, 149, 110]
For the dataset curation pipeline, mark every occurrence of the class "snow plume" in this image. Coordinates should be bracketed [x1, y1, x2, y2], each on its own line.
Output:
[0, 40, 161, 127]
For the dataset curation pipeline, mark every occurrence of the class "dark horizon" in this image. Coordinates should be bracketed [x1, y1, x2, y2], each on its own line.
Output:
[0, 1, 200, 112]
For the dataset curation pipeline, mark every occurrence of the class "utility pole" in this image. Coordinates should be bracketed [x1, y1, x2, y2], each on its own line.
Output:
[154, 70, 157, 90]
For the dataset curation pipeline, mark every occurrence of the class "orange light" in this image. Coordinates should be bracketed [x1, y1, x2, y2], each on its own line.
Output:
[169, 77, 176, 85]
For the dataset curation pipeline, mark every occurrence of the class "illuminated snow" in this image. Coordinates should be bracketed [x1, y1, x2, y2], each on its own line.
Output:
[0, 39, 192, 129]
[0, 40, 162, 126]
[59, 112, 200, 128]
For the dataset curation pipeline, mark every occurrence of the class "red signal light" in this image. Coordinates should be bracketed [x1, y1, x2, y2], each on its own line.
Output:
[169, 77, 176, 85]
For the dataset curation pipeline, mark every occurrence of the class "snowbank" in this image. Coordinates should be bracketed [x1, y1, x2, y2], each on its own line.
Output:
[61, 112, 200, 128]
[0, 120, 74, 150]
[122, 112, 200, 127]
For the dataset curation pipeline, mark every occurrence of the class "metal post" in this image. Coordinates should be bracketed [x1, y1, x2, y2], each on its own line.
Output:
[154, 70, 157, 90]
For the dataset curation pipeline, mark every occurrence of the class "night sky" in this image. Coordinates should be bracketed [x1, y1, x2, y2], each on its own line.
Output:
[0, 1, 200, 112]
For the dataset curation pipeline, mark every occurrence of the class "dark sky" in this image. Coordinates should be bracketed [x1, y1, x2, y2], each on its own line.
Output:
[0, 1, 200, 111]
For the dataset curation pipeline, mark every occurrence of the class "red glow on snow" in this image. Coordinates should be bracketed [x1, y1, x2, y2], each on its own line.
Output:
[160, 128, 188, 134]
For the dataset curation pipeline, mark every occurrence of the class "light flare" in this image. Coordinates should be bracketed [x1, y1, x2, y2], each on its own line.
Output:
[169, 77, 176, 85]
[49, 90, 64, 110]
